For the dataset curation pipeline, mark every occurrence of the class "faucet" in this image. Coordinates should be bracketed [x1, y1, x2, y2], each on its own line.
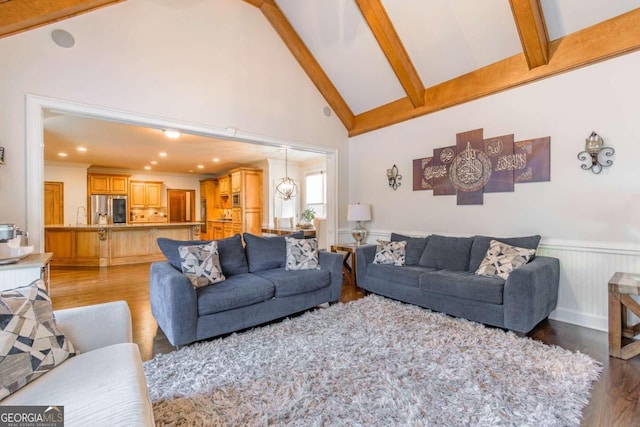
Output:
[76, 206, 87, 225]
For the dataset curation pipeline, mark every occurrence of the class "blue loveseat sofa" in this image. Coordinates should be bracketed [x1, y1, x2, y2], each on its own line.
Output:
[356, 233, 560, 334]
[150, 233, 343, 346]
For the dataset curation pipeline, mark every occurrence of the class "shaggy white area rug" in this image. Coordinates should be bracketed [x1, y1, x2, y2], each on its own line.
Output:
[144, 295, 601, 426]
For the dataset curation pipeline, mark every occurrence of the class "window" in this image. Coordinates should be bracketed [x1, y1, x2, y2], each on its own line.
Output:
[305, 171, 326, 218]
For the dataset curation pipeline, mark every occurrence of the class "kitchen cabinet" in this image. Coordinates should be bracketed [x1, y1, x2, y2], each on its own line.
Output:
[229, 167, 263, 236]
[130, 181, 163, 208]
[88, 174, 129, 195]
[45, 228, 102, 266]
[212, 222, 224, 240]
[231, 171, 242, 193]
[219, 176, 230, 197]
[223, 222, 234, 238]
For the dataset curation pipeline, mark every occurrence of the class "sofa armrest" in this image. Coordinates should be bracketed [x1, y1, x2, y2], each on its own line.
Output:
[149, 262, 198, 346]
[355, 245, 377, 288]
[503, 256, 560, 333]
[319, 250, 343, 302]
[54, 301, 132, 353]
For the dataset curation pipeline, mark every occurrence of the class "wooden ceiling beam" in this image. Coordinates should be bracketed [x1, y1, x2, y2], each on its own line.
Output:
[509, 0, 549, 68]
[350, 8, 640, 137]
[0, 0, 124, 39]
[355, 0, 425, 107]
[244, 0, 354, 130]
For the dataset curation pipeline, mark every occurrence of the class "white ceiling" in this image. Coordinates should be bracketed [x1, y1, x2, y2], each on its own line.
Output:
[40, 0, 640, 169]
[43, 113, 325, 175]
[278, 0, 640, 115]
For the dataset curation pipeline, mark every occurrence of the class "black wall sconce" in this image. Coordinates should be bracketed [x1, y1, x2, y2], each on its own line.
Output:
[386, 164, 402, 190]
[578, 131, 614, 174]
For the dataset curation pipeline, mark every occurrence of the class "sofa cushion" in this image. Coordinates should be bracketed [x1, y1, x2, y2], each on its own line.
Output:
[196, 273, 275, 316]
[0, 280, 77, 401]
[419, 235, 474, 271]
[366, 264, 437, 288]
[243, 232, 304, 273]
[2, 342, 154, 426]
[254, 268, 330, 297]
[373, 240, 406, 266]
[390, 233, 430, 266]
[469, 235, 541, 272]
[419, 270, 505, 305]
[179, 241, 225, 288]
[475, 239, 536, 280]
[157, 234, 249, 276]
[285, 237, 320, 271]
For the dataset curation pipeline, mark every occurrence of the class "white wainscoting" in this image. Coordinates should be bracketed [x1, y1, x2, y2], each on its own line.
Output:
[338, 229, 640, 332]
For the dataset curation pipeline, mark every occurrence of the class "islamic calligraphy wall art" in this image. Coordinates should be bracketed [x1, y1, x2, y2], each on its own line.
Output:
[412, 128, 550, 205]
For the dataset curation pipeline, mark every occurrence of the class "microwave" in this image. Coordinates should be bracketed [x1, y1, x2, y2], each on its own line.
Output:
[232, 193, 241, 207]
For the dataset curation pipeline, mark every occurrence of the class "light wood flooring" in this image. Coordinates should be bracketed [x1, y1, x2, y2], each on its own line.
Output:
[49, 263, 639, 426]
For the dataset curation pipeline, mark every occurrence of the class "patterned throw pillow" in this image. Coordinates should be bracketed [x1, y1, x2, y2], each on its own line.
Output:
[0, 279, 77, 401]
[179, 241, 226, 288]
[475, 239, 536, 280]
[285, 237, 320, 271]
[373, 240, 407, 266]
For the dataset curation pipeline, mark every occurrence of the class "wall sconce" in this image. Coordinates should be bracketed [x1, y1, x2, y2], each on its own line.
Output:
[578, 131, 614, 174]
[386, 164, 402, 190]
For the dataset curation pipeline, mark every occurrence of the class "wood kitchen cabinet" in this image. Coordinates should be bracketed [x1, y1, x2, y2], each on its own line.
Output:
[211, 222, 224, 240]
[229, 167, 263, 236]
[231, 171, 242, 193]
[130, 181, 163, 208]
[45, 228, 101, 266]
[219, 176, 230, 197]
[88, 174, 129, 195]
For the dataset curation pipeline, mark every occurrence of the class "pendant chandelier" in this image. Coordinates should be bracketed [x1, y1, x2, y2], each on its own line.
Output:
[275, 148, 298, 200]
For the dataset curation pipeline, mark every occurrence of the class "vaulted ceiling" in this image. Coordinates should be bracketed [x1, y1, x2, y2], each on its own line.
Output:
[2, 0, 640, 138]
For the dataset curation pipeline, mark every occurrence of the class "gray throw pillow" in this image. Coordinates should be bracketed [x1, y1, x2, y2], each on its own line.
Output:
[157, 234, 248, 276]
[285, 237, 320, 270]
[373, 240, 406, 266]
[475, 239, 536, 280]
[179, 241, 226, 288]
[419, 235, 474, 271]
[0, 280, 77, 401]
[390, 233, 429, 266]
[468, 235, 541, 271]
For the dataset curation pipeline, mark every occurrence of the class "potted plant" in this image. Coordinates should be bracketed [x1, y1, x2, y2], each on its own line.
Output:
[299, 208, 316, 229]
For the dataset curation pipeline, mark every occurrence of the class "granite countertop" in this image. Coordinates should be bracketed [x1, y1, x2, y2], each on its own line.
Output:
[45, 222, 203, 229]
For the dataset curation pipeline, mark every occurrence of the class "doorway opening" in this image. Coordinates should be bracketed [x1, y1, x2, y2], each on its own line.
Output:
[167, 189, 195, 223]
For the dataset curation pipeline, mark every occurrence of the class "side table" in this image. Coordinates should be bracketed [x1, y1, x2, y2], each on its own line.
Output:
[608, 272, 640, 360]
[330, 243, 370, 288]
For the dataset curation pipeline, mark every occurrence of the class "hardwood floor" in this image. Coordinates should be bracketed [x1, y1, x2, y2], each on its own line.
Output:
[49, 263, 640, 426]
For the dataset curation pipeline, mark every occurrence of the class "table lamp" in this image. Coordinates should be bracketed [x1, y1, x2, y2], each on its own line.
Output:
[347, 203, 371, 246]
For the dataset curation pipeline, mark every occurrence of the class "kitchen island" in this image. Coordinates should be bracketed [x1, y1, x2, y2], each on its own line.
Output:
[45, 222, 202, 267]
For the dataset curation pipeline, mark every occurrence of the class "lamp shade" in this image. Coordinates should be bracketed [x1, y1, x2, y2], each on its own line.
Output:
[347, 204, 371, 222]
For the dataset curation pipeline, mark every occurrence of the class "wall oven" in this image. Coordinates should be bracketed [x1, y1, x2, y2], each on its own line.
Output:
[232, 193, 241, 207]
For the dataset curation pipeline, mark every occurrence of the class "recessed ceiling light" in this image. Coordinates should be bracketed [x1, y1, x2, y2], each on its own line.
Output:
[76, 146, 87, 152]
[197, 165, 204, 169]
[58, 152, 68, 157]
[51, 29, 75, 48]
[159, 152, 167, 157]
[150, 160, 158, 165]
[144, 166, 152, 170]
[212, 158, 220, 162]
[189, 170, 194, 173]
[163, 130, 181, 139]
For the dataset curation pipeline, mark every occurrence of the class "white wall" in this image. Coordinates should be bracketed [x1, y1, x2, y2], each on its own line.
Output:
[348, 51, 640, 331]
[0, 0, 348, 234]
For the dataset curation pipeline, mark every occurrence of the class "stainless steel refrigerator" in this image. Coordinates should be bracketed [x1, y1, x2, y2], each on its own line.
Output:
[90, 195, 128, 224]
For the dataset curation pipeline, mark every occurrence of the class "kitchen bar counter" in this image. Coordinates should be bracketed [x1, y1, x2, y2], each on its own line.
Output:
[45, 223, 202, 267]
[45, 222, 203, 229]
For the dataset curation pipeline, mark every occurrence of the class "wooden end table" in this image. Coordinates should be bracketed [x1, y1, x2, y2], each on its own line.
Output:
[608, 272, 640, 360]
[330, 243, 370, 288]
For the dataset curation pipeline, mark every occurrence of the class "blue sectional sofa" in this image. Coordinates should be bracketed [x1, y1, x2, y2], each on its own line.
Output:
[355, 233, 560, 334]
[150, 233, 343, 346]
